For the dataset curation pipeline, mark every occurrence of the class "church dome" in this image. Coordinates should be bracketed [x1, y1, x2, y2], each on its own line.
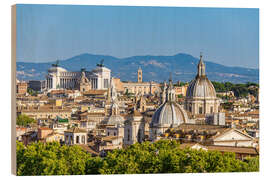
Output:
[186, 54, 216, 98]
[186, 76, 216, 98]
[104, 102, 125, 126]
[106, 115, 125, 126]
[151, 78, 189, 128]
[151, 101, 189, 127]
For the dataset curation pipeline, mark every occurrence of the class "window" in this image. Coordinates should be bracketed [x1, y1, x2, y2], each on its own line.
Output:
[76, 136, 80, 144]
[138, 129, 141, 143]
[107, 132, 110, 136]
[210, 106, 213, 114]
[127, 129, 130, 141]
[114, 132, 116, 136]
[104, 79, 109, 88]
[199, 107, 203, 114]
[82, 135, 85, 144]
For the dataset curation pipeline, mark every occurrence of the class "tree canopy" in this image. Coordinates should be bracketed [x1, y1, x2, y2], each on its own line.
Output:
[212, 81, 259, 98]
[16, 114, 36, 127]
[27, 88, 38, 96]
[16, 140, 259, 175]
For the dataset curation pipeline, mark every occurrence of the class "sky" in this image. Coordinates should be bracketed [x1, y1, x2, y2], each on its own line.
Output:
[16, 4, 259, 69]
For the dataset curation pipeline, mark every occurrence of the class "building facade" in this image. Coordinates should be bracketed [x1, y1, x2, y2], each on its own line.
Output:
[28, 80, 46, 92]
[124, 111, 145, 145]
[16, 80, 28, 95]
[64, 127, 87, 145]
[45, 61, 111, 91]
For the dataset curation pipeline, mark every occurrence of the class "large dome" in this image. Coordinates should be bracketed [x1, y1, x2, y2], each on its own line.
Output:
[185, 53, 220, 115]
[151, 102, 189, 127]
[186, 76, 216, 98]
[186, 53, 216, 99]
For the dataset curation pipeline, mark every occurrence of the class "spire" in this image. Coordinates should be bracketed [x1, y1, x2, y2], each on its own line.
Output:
[164, 73, 175, 102]
[161, 80, 167, 104]
[169, 72, 173, 88]
[197, 52, 206, 77]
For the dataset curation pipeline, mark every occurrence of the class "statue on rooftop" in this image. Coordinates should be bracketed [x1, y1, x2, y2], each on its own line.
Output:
[96, 59, 104, 67]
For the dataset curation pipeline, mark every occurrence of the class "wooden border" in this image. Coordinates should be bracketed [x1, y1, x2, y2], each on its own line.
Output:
[11, 4, 17, 175]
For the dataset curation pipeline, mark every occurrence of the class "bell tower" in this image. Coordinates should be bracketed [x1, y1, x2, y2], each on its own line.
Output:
[137, 67, 142, 83]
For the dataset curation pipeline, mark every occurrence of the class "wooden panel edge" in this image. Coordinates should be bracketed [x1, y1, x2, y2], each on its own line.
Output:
[11, 4, 17, 176]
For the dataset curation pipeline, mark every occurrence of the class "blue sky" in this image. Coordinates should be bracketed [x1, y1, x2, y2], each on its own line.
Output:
[16, 4, 259, 69]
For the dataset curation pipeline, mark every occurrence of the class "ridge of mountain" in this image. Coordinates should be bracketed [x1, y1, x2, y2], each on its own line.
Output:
[16, 53, 259, 83]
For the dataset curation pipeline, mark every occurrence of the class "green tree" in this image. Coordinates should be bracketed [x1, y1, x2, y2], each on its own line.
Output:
[16, 140, 259, 175]
[212, 81, 226, 92]
[16, 141, 89, 175]
[27, 88, 38, 96]
[16, 114, 36, 127]
[178, 94, 183, 98]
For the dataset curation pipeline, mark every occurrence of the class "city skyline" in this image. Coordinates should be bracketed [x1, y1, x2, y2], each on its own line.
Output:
[16, 4, 259, 69]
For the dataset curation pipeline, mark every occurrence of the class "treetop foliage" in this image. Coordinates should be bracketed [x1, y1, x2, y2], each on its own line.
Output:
[211, 81, 259, 98]
[16, 114, 36, 127]
[16, 140, 259, 175]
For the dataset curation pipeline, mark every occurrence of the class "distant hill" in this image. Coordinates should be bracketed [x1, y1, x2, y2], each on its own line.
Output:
[16, 53, 259, 83]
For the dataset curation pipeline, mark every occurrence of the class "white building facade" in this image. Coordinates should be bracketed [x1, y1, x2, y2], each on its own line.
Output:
[45, 61, 111, 91]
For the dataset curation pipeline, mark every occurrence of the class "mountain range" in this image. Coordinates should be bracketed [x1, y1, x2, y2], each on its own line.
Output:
[16, 53, 259, 83]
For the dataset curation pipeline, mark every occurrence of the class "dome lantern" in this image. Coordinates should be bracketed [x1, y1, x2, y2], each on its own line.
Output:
[151, 76, 190, 134]
[197, 52, 206, 77]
